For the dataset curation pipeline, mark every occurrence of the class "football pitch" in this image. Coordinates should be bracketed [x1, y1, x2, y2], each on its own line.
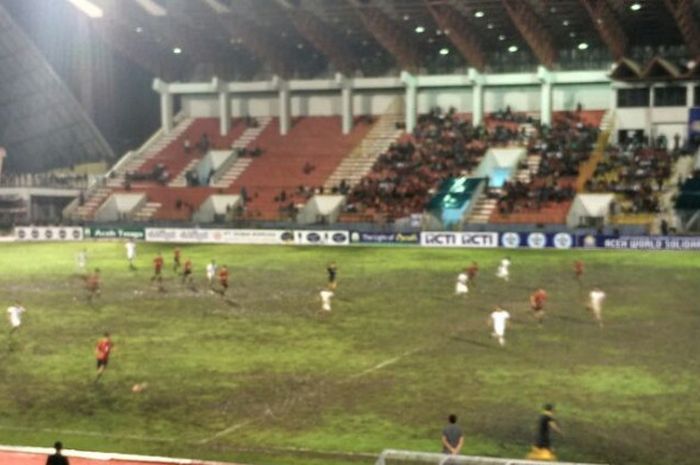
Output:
[0, 242, 698, 465]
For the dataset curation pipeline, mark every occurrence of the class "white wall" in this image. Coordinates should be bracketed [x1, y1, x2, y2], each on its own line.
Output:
[417, 88, 473, 114]
[553, 83, 610, 110]
[484, 86, 540, 113]
[181, 82, 616, 120]
[614, 107, 689, 144]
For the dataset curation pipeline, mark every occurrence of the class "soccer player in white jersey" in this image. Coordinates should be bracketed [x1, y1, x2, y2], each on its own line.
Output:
[125, 239, 136, 270]
[455, 269, 469, 295]
[320, 286, 334, 312]
[7, 301, 25, 335]
[76, 248, 88, 272]
[496, 257, 511, 282]
[489, 305, 510, 346]
[588, 287, 606, 327]
[206, 260, 217, 288]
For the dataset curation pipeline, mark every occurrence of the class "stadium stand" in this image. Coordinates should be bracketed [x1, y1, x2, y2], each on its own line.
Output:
[228, 116, 375, 220]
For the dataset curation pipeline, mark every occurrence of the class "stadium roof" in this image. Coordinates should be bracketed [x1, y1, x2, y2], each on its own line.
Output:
[9, 0, 700, 80]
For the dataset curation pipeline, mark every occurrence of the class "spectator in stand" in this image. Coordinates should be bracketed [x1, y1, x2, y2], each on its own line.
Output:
[198, 133, 210, 154]
[183, 138, 192, 154]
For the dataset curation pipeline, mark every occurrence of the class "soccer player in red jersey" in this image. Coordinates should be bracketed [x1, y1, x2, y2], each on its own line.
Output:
[95, 332, 113, 381]
[85, 268, 101, 303]
[530, 288, 548, 325]
[573, 260, 584, 281]
[173, 248, 181, 271]
[218, 265, 229, 296]
[151, 253, 165, 291]
[182, 258, 194, 286]
[467, 261, 479, 286]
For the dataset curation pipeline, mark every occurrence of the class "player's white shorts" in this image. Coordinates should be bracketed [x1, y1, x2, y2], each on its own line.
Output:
[494, 326, 506, 337]
[206, 272, 215, 281]
[10, 317, 21, 328]
[496, 268, 509, 279]
[455, 283, 468, 295]
[591, 304, 602, 315]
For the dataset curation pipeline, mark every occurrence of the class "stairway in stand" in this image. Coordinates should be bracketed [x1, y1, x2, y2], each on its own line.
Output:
[467, 154, 542, 224]
[211, 117, 272, 188]
[70, 186, 112, 221]
[106, 118, 195, 188]
[323, 114, 403, 191]
[132, 201, 162, 222]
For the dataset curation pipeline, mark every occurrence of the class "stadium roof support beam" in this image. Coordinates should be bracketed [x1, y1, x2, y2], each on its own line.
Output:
[580, 0, 628, 60]
[353, 4, 422, 73]
[501, 0, 557, 68]
[663, 0, 700, 58]
[425, 1, 487, 72]
[287, 9, 361, 75]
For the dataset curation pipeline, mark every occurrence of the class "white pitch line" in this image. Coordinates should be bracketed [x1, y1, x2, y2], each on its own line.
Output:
[196, 419, 254, 445]
[199, 346, 426, 443]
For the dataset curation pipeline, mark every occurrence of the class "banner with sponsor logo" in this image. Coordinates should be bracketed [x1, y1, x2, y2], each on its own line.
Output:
[420, 231, 498, 248]
[500, 232, 574, 249]
[294, 230, 350, 246]
[350, 231, 420, 245]
[85, 227, 145, 240]
[578, 234, 700, 250]
[145, 228, 294, 245]
[15, 226, 83, 241]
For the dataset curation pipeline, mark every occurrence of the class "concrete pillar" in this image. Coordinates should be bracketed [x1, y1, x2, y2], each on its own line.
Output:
[538, 66, 553, 127]
[341, 86, 353, 135]
[159, 91, 174, 134]
[687, 82, 695, 108]
[540, 81, 552, 126]
[218, 90, 231, 136]
[401, 71, 417, 133]
[469, 68, 485, 126]
[278, 81, 291, 135]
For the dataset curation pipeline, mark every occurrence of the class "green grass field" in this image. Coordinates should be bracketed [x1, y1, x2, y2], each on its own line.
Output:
[0, 242, 698, 465]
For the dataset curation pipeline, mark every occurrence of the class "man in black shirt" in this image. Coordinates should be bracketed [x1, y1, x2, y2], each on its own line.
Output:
[527, 404, 563, 460]
[327, 261, 337, 290]
[441, 414, 464, 455]
[46, 441, 69, 465]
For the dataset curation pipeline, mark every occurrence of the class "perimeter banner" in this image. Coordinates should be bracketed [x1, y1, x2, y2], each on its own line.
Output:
[420, 231, 498, 248]
[499, 232, 574, 249]
[144, 228, 294, 245]
[14, 226, 83, 241]
[350, 231, 420, 244]
[85, 227, 145, 240]
[578, 234, 700, 250]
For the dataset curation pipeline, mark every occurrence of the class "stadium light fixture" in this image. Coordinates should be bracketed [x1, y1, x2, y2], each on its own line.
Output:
[403, 14, 410, 21]
[173, 47, 182, 54]
[439, 48, 449, 55]
[562, 19, 570, 26]
[487, 23, 494, 29]
[498, 34, 506, 41]
[415, 26, 425, 33]
[132, 0, 167, 17]
[474, 10, 485, 18]
[578, 42, 589, 50]
[66, 0, 103, 18]
[630, 2, 642, 11]
[508, 45, 518, 53]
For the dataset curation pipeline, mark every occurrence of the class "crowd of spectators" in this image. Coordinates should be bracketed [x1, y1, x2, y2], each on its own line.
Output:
[495, 111, 599, 215]
[341, 106, 602, 220]
[343, 107, 527, 219]
[586, 141, 673, 214]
